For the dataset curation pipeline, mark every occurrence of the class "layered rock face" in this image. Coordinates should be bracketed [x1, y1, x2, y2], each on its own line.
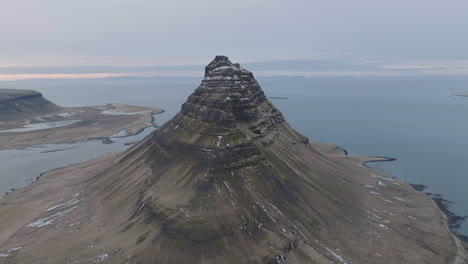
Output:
[151, 56, 307, 172]
[0, 89, 61, 122]
[0, 57, 462, 264]
[182, 56, 269, 125]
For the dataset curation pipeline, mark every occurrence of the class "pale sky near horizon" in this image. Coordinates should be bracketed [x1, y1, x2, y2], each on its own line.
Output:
[1, 0, 467, 78]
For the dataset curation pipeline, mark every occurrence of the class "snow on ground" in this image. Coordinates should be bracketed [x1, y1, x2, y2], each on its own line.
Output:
[325, 248, 350, 264]
[92, 253, 108, 263]
[101, 109, 151, 115]
[0, 247, 22, 258]
[28, 195, 82, 228]
[393, 197, 407, 202]
[111, 130, 128, 138]
[255, 202, 277, 223]
[66, 252, 109, 264]
[27, 205, 80, 228]
[0, 120, 81, 133]
[223, 180, 234, 198]
[378, 223, 390, 230]
[377, 180, 386, 187]
[367, 209, 392, 231]
[56, 112, 79, 118]
[45, 197, 81, 212]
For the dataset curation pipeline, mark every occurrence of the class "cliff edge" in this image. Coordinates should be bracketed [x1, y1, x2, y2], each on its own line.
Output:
[0, 89, 61, 122]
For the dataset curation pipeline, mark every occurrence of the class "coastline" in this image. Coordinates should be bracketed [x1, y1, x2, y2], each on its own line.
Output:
[410, 184, 468, 243]
[0, 111, 164, 198]
[1, 118, 157, 151]
[0, 104, 164, 150]
[361, 154, 468, 244]
[0, 108, 164, 150]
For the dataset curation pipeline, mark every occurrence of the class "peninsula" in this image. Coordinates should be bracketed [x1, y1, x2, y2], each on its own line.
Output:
[0, 89, 163, 149]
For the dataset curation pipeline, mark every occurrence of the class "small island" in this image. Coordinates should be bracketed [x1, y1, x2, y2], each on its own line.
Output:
[268, 96, 288, 100]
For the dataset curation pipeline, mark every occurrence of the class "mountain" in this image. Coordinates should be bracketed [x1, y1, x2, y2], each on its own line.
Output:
[0, 89, 61, 122]
[0, 56, 464, 264]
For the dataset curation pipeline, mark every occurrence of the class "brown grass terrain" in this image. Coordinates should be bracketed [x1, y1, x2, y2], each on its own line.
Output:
[0, 139, 464, 263]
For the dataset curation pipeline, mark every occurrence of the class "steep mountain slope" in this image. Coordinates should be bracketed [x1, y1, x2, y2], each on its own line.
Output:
[0, 56, 464, 264]
[0, 89, 61, 122]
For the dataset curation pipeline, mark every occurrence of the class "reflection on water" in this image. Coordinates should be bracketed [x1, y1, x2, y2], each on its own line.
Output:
[0, 120, 81, 133]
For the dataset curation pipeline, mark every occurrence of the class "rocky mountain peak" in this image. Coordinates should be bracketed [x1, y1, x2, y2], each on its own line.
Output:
[180, 56, 278, 129]
[204, 55, 253, 80]
[147, 56, 306, 178]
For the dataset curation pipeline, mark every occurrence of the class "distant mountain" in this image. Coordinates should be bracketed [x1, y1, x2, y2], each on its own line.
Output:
[0, 89, 61, 122]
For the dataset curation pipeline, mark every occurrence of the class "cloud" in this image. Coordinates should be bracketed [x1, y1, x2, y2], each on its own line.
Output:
[1, 0, 467, 66]
[2, 57, 468, 81]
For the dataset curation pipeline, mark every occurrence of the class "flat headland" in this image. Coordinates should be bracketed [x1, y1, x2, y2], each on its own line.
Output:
[0, 103, 163, 149]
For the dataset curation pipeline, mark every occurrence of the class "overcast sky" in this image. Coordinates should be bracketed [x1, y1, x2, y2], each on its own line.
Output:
[1, 0, 467, 79]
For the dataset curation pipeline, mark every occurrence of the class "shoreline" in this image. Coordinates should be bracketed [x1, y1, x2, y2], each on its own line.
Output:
[361, 154, 468, 244]
[0, 109, 165, 151]
[0, 103, 163, 150]
[0, 111, 164, 199]
[409, 184, 468, 243]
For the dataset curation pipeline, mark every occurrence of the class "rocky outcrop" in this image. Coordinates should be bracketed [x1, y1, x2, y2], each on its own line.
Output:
[0, 89, 61, 122]
[150, 56, 307, 172]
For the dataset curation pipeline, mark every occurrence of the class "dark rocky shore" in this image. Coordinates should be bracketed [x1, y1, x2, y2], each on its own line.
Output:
[363, 155, 468, 243]
[364, 156, 397, 163]
[408, 184, 468, 243]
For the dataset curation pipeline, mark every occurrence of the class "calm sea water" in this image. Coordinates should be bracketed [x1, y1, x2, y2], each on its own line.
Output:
[1, 76, 468, 235]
